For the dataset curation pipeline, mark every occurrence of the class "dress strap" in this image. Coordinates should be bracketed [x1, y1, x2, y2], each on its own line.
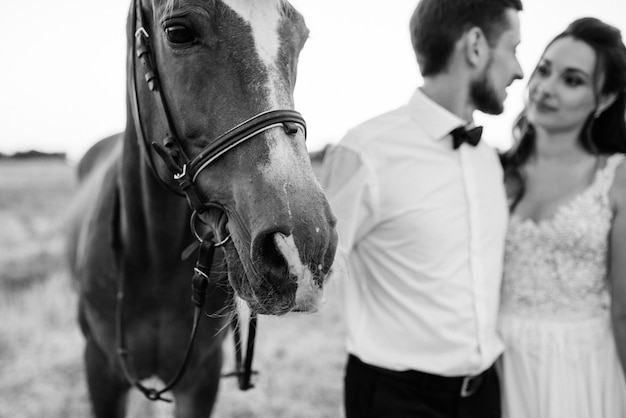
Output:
[595, 153, 625, 195]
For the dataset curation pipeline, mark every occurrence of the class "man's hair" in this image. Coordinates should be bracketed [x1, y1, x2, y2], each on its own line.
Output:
[410, 0, 523, 76]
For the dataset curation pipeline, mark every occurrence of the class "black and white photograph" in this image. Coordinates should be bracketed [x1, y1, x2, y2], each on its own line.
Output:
[2, 0, 626, 417]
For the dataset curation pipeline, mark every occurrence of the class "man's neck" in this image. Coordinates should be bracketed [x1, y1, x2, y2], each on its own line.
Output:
[421, 75, 474, 122]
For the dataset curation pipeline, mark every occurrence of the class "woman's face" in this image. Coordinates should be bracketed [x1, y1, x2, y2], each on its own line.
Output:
[526, 36, 601, 133]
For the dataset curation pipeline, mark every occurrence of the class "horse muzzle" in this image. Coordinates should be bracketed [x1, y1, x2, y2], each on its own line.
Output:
[224, 211, 337, 315]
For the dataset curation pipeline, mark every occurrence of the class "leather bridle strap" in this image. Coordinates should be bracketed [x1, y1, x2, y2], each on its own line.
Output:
[221, 310, 258, 390]
[129, 0, 186, 197]
[120, 0, 307, 402]
[188, 109, 306, 182]
[159, 109, 306, 214]
[130, 0, 307, 210]
[116, 240, 215, 402]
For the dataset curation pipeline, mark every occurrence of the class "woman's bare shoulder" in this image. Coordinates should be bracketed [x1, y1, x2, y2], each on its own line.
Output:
[610, 154, 626, 209]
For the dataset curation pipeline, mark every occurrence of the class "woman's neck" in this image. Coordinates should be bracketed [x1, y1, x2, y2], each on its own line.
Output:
[532, 127, 590, 164]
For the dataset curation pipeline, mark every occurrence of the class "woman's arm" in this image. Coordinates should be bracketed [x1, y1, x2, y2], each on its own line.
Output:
[609, 158, 626, 376]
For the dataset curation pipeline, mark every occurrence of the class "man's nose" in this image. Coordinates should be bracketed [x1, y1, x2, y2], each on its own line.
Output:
[514, 59, 524, 81]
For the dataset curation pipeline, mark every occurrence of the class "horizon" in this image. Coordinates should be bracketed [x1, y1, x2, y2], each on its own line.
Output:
[2, 0, 625, 161]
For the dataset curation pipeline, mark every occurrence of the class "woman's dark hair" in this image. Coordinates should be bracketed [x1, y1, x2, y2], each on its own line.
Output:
[501, 17, 626, 210]
[410, 0, 523, 76]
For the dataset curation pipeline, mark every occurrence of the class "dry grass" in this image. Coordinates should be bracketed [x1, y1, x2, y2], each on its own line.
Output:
[0, 158, 345, 417]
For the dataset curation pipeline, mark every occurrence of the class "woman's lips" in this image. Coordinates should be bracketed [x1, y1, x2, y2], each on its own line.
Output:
[532, 100, 557, 113]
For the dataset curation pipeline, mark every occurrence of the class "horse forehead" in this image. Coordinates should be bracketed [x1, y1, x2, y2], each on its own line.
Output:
[221, 0, 286, 65]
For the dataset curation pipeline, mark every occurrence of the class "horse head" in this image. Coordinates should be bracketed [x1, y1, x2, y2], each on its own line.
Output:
[129, 0, 337, 315]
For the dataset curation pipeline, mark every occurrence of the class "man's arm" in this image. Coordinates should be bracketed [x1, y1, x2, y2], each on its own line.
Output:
[320, 145, 378, 256]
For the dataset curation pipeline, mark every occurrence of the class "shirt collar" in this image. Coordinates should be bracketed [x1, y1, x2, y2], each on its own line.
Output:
[407, 88, 468, 142]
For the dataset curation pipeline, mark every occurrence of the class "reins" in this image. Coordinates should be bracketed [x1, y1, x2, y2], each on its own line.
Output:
[115, 239, 218, 402]
[118, 0, 307, 402]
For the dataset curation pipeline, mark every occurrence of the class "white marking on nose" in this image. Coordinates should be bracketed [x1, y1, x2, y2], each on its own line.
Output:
[274, 232, 322, 312]
[260, 131, 312, 204]
[282, 182, 292, 218]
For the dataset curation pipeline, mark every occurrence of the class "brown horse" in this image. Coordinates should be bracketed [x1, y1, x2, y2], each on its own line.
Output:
[66, 0, 337, 416]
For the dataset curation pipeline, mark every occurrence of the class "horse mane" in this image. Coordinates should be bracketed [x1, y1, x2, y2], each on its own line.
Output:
[157, 0, 293, 18]
[277, 0, 297, 18]
[158, 0, 184, 17]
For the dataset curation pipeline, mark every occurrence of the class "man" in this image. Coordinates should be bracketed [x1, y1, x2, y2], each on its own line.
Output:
[321, 0, 524, 417]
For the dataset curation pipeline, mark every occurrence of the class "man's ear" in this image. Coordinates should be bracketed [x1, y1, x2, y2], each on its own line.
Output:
[464, 27, 488, 68]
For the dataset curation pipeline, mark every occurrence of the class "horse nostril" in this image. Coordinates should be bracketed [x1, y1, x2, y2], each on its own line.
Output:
[253, 231, 290, 277]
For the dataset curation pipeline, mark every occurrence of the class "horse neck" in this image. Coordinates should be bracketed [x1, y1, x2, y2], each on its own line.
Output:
[118, 128, 192, 265]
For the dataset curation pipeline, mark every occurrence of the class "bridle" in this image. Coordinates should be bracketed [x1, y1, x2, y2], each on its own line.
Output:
[117, 0, 307, 402]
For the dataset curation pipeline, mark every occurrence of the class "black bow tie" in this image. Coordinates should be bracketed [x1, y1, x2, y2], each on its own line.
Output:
[450, 126, 483, 149]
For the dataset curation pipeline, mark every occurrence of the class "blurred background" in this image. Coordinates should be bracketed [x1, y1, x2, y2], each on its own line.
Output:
[0, 1, 625, 417]
[2, 0, 625, 160]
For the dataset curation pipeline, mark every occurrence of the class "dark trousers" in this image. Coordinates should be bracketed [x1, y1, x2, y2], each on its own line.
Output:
[344, 355, 501, 418]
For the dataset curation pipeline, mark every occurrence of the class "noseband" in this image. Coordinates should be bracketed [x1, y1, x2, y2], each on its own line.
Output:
[119, 0, 306, 401]
[129, 0, 306, 219]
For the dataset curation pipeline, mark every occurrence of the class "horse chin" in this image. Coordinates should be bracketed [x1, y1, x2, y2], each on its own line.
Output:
[224, 256, 326, 316]
[292, 278, 323, 313]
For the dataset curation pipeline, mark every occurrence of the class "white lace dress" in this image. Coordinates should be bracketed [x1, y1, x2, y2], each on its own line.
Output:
[499, 154, 626, 418]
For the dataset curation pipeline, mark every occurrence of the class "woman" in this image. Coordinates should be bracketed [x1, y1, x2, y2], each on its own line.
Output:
[499, 17, 626, 417]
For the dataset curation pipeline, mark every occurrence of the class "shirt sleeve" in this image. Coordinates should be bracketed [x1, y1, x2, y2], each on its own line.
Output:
[319, 145, 378, 255]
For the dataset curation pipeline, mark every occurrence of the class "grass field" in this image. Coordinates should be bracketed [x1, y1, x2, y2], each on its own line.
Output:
[0, 158, 346, 418]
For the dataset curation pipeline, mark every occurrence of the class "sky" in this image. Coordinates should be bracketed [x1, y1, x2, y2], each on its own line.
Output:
[1, 0, 625, 161]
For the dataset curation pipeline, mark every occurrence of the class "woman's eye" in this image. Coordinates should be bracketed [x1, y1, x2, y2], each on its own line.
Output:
[564, 75, 584, 87]
[536, 65, 549, 77]
[165, 25, 195, 44]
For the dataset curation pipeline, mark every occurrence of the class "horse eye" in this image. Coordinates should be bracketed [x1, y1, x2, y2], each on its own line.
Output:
[165, 25, 195, 45]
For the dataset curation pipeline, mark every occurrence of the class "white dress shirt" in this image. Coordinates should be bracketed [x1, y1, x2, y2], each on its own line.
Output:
[320, 88, 508, 376]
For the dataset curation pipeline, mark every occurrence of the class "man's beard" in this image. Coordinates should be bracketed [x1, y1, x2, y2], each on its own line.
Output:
[470, 60, 504, 115]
